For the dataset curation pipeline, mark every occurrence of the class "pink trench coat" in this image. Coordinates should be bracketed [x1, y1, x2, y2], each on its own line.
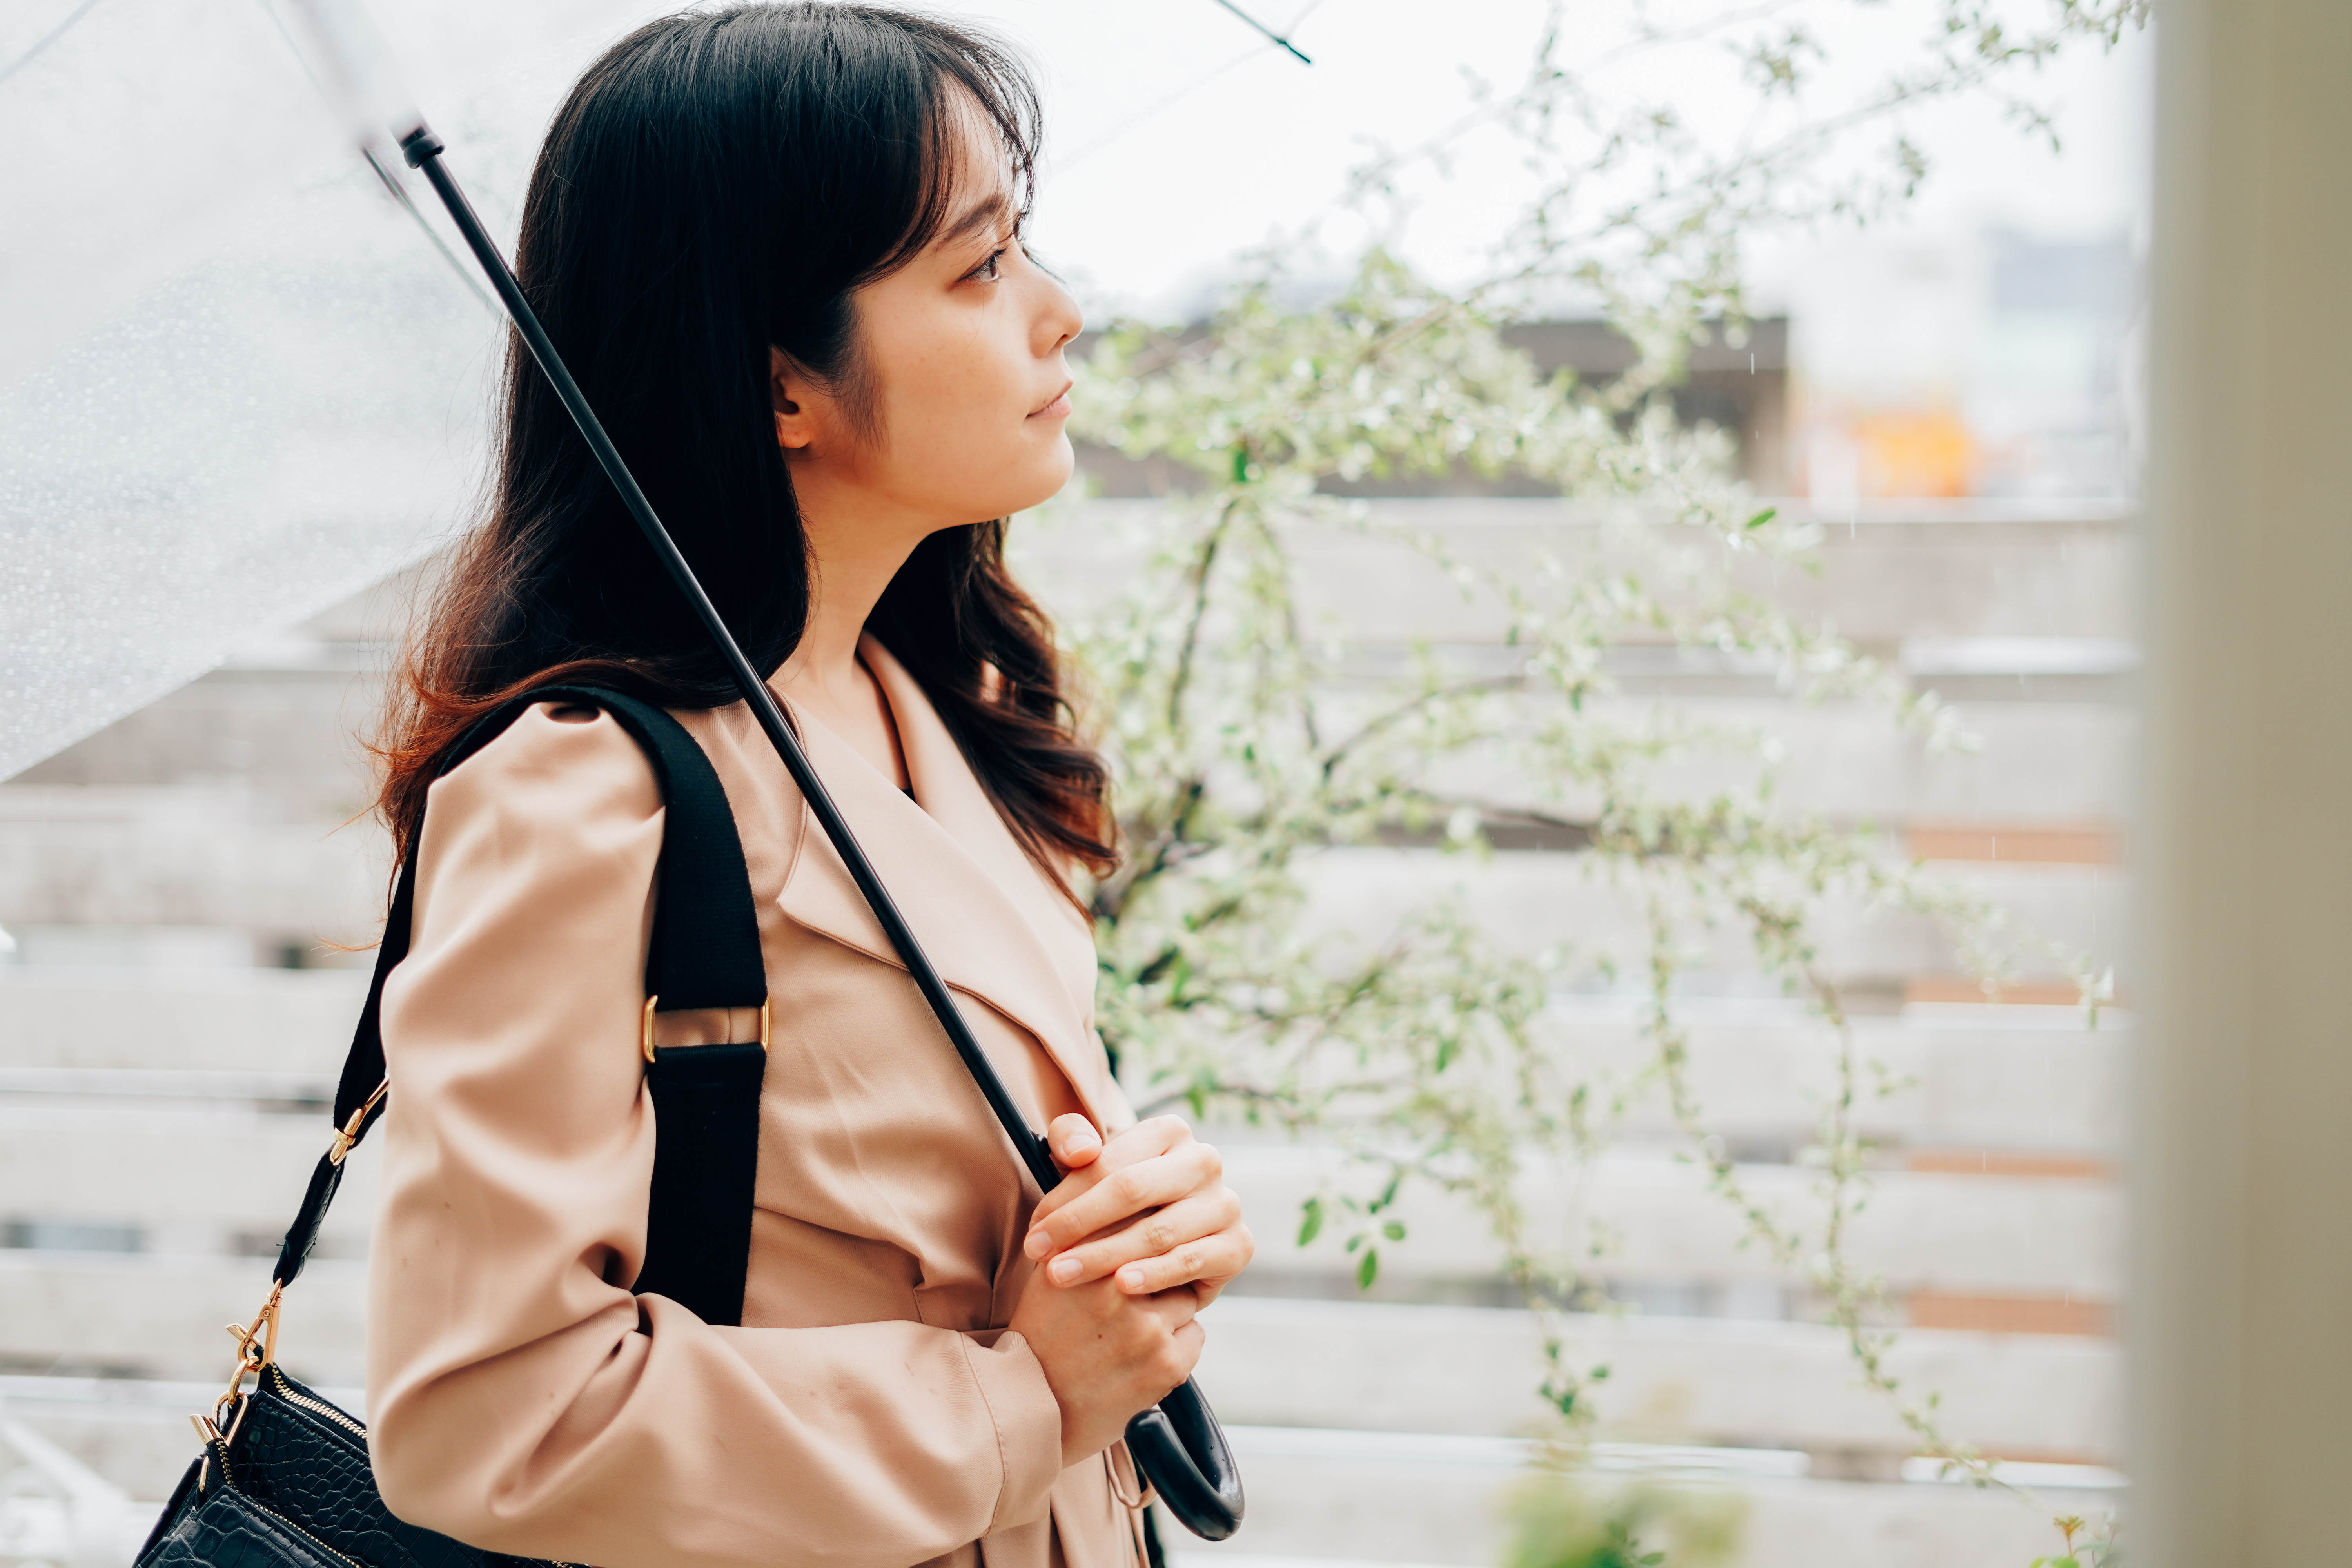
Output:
[365, 636, 1151, 1568]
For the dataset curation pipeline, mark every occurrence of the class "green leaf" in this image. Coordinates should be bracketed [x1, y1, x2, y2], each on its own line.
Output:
[1374, 1172, 1402, 1211]
[1381, 1219, 1406, 1241]
[1745, 506, 1778, 530]
[1296, 1196, 1324, 1248]
[1356, 1248, 1380, 1289]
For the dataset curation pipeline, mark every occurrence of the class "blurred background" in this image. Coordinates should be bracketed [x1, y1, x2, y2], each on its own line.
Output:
[0, 2, 2152, 1565]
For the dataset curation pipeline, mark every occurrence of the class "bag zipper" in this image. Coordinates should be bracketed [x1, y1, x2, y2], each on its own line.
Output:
[268, 1500, 373, 1568]
[267, 1365, 370, 1440]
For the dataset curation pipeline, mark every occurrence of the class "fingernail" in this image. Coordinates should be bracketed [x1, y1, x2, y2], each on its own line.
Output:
[1023, 1230, 1049, 1259]
[1118, 1267, 1145, 1290]
[1049, 1255, 1082, 1284]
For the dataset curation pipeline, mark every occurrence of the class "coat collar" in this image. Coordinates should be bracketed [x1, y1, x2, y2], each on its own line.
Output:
[771, 636, 1110, 1128]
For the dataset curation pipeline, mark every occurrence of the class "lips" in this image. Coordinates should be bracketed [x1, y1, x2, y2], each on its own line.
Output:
[1029, 383, 1073, 419]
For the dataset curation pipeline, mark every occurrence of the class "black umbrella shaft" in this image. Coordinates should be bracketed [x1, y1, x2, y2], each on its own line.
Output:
[399, 127, 1060, 1196]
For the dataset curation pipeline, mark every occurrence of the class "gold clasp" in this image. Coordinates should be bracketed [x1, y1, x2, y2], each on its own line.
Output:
[214, 1281, 283, 1419]
[328, 1079, 389, 1167]
[642, 995, 770, 1063]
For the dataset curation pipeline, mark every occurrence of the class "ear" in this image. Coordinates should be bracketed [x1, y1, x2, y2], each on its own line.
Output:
[771, 345, 816, 451]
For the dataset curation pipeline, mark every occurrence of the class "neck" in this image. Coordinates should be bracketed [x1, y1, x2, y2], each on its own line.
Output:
[770, 499, 928, 708]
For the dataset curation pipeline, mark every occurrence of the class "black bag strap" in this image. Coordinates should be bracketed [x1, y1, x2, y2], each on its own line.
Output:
[275, 686, 772, 1326]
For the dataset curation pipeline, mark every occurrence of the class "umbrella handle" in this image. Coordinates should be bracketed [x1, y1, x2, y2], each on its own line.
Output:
[396, 125, 1245, 1542]
[1128, 1377, 1245, 1539]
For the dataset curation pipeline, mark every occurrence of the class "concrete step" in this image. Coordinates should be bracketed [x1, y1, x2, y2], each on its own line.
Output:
[0, 811, 387, 939]
[0, 729, 2129, 937]
[0, 814, 2123, 977]
[5, 667, 384, 822]
[6, 685, 2133, 845]
[1224, 1146, 2120, 1300]
[1018, 499, 2138, 646]
[0, 1250, 368, 1387]
[1193, 1296, 2118, 1462]
[0, 1372, 2122, 1568]
[1298, 849, 2125, 985]
[0, 1107, 2114, 1301]
[1174, 1426, 2122, 1568]
[0, 1104, 374, 1254]
[1523, 1005, 2127, 1154]
[1378, 693, 2134, 828]
[0, 977, 2122, 1149]
[0, 1260, 2115, 1461]
[0, 971, 367, 1073]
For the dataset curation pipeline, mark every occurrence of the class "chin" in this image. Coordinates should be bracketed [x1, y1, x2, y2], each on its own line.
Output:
[994, 440, 1078, 517]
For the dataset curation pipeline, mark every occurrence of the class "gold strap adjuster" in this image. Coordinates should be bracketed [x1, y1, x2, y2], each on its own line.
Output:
[641, 995, 771, 1063]
[327, 1079, 389, 1167]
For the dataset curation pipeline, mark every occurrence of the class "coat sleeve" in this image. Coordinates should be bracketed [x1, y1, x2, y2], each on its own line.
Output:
[364, 704, 1065, 1568]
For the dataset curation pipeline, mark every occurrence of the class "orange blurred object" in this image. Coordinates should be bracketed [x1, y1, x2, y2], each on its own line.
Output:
[1850, 409, 1975, 496]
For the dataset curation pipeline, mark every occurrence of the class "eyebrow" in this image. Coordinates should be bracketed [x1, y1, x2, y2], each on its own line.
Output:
[938, 189, 1015, 250]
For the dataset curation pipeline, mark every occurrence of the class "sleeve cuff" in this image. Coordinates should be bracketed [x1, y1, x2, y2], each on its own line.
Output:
[965, 1329, 1063, 1532]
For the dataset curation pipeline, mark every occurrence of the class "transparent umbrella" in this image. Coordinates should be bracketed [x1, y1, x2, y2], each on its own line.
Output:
[0, 0, 657, 779]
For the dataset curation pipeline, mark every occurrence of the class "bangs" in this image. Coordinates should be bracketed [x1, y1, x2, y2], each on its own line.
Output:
[853, 13, 1042, 284]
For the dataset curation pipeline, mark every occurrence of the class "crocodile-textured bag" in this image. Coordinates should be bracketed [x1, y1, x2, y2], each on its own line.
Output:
[137, 687, 771, 1568]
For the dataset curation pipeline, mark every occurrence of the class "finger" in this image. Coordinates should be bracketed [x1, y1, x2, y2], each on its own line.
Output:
[1138, 1281, 1202, 1334]
[1111, 1224, 1253, 1297]
[1158, 1318, 1207, 1394]
[1025, 1128, 1199, 1250]
[1026, 1117, 1191, 1232]
[1026, 1142, 1221, 1258]
[1045, 1113, 1103, 1171]
[1038, 1189, 1240, 1286]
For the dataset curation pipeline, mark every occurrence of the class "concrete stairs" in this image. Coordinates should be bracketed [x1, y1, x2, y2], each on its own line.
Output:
[0, 500, 2135, 1565]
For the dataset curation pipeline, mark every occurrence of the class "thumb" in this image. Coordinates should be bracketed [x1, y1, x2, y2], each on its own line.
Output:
[1046, 1113, 1103, 1169]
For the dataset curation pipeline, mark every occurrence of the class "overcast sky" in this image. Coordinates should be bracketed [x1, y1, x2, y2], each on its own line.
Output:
[950, 1, 2157, 321]
[2, 0, 2159, 332]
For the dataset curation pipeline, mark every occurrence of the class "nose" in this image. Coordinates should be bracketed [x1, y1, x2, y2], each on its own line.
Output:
[1030, 263, 1083, 359]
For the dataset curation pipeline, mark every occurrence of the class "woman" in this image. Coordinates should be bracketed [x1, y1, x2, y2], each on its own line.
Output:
[361, 8, 1252, 1566]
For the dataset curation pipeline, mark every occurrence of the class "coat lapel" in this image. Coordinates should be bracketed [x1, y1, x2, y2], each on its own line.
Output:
[772, 637, 1111, 1129]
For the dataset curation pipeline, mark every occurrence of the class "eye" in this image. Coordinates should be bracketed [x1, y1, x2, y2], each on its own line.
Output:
[965, 246, 1009, 283]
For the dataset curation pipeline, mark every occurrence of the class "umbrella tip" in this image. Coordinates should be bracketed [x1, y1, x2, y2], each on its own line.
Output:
[400, 123, 443, 168]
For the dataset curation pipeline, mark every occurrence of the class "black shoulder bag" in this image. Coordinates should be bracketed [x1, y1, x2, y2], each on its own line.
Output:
[136, 687, 771, 1568]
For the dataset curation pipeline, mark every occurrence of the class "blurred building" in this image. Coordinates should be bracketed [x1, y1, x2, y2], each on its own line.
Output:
[1789, 229, 2141, 502]
[1072, 318, 1793, 500]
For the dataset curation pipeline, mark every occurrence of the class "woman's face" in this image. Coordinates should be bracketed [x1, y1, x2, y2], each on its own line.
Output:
[774, 98, 1082, 541]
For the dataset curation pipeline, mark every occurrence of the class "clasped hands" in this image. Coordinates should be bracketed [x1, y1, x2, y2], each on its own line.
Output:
[1005, 1113, 1254, 1467]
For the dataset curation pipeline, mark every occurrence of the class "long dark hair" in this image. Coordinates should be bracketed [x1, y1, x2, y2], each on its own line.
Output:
[377, 3, 1115, 895]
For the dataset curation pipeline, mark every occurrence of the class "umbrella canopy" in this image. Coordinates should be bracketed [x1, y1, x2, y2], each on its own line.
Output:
[0, 0, 1356, 783]
[0, 0, 661, 779]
